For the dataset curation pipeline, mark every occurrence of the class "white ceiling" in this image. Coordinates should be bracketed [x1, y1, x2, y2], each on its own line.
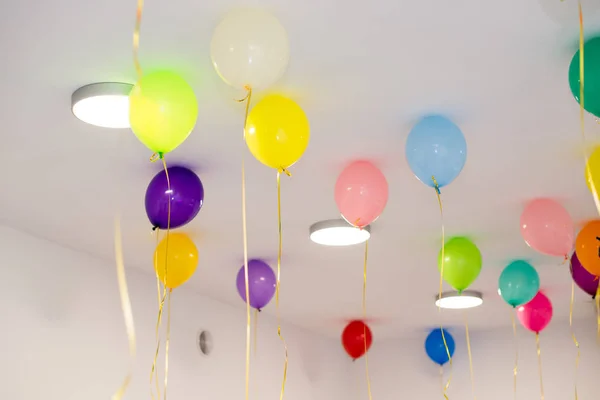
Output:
[2, 0, 600, 339]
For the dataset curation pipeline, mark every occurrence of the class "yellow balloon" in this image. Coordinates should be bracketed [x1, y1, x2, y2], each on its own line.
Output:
[129, 71, 198, 154]
[585, 146, 600, 193]
[154, 233, 198, 289]
[245, 95, 310, 170]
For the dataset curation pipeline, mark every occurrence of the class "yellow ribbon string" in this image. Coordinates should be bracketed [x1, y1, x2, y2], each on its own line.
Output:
[464, 312, 476, 400]
[275, 170, 289, 400]
[535, 333, 544, 400]
[163, 289, 171, 400]
[150, 229, 163, 400]
[112, 217, 136, 400]
[253, 308, 259, 355]
[362, 240, 373, 400]
[433, 176, 452, 400]
[149, 156, 171, 400]
[578, 1, 600, 343]
[569, 281, 580, 400]
[133, 0, 144, 78]
[239, 86, 253, 400]
[510, 309, 518, 400]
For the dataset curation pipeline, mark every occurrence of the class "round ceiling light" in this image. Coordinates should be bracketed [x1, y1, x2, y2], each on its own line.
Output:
[435, 290, 483, 309]
[309, 219, 370, 246]
[71, 82, 133, 128]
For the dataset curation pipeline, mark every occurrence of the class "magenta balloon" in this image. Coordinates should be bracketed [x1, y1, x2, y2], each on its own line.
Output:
[570, 252, 599, 297]
[236, 259, 276, 310]
[517, 291, 553, 333]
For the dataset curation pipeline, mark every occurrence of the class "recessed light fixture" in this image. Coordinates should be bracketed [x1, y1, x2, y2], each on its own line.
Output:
[435, 290, 483, 309]
[309, 219, 370, 246]
[71, 82, 133, 128]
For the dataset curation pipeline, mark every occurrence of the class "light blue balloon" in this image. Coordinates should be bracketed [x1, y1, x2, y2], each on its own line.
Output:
[498, 260, 540, 307]
[405, 115, 467, 188]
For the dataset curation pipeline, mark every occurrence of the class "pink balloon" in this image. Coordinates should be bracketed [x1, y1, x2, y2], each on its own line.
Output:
[516, 291, 553, 333]
[334, 161, 389, 228]
[520, 198, 574, 257]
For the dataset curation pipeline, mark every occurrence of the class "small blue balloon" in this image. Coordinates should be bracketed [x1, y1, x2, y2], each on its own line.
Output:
[425, 328, 455, 365]
[498, 260, 540, 307]
[405, 115, 467, 188]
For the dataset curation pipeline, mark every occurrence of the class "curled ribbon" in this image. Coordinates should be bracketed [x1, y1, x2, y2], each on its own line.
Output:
[432, 176, 452, 400]
[112, 217, 136, 400]
[149, 156, 172, 400]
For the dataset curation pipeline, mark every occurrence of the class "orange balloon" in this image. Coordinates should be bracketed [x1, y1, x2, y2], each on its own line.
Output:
[575, 220, 600, 276]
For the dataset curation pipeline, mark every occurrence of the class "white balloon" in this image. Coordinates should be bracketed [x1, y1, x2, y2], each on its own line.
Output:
[210, 9, 290, 90]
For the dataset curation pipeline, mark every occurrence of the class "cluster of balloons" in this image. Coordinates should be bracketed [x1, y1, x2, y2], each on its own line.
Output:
[497, 260, 552, 333]
[235, 259, 277, 311]
[341, 320, 373, 360]
[425, 328, 455, 366]
[146, 166, 204, 289]
[211, 9, 309, 171]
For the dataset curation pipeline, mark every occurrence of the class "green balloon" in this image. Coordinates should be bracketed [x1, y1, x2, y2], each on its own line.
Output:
[438, 237, 482, 292]
[498, 260, 539, 308]
[568, 37, 600, 118]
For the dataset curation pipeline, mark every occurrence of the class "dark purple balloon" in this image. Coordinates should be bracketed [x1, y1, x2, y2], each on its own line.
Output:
[145, 166, 204, 230]
[571, 252, 599, 298]
[236, 259, 276, 310]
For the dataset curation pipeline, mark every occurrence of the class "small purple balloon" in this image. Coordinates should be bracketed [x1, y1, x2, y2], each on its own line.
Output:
[236, 259, 277, 310]
[145, 166, 204, 230]
[571, 252, 599, 298]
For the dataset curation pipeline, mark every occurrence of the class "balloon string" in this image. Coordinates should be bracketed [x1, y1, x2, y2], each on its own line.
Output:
[150, 229, 162, 400]
[111, 217, 136, 400]
[362, 240, 373, 400]
[433, 176, 452, 400]
[163, 288, 171, 400]
[579, 2, 600, 341]
[464, 312, 476, 400]
[149, 155, 171, 400]
[569, 281, 580, 400]
[132, 0, 144, 78]
[253, 308, 258, 355]
[239, 86, 252, 400]
[276, 170, 289, 400]
[510, 309, 518, 400]
[535, 333, 544, 400]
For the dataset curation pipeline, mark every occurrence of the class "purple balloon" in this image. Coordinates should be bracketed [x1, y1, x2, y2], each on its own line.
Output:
[145, 166, 204, 230]
[236, 259, 276, 310]
[571, 252, 599, 298]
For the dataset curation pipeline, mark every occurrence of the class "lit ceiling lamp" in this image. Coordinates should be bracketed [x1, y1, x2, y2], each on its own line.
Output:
[71, 82, 133, 128]
[309, 219, 370, 246]
[435, 290, 483, 309]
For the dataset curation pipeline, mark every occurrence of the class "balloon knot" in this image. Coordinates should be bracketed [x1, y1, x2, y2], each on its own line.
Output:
[431, 176, 441, 194]
[152, 226, 159, 232]
[149, 152, 164, 163]
[278, 167, 292, 177]
[257, 308, 262, 312]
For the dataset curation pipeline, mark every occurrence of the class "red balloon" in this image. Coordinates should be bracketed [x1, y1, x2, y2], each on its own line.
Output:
[341, 320, 372, 359]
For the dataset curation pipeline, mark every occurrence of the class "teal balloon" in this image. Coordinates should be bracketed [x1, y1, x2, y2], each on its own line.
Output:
[568, 37, 600, 118]
[498, 260, 540, 307]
